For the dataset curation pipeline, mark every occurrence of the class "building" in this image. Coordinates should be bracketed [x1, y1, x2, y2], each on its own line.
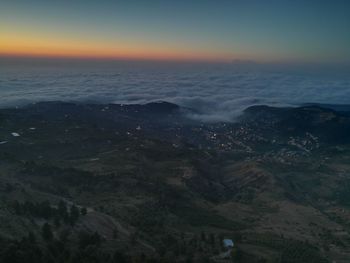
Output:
[223, 239, 234, 249]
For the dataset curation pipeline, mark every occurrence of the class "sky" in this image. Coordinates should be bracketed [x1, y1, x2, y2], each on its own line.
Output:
[1, 0, 350, 63]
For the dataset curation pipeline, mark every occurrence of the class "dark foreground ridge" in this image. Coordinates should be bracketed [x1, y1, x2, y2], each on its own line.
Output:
[0, 101, 350, 262]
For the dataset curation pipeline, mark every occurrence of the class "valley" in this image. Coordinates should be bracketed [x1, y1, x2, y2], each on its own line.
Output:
[0, 101, 350, 262]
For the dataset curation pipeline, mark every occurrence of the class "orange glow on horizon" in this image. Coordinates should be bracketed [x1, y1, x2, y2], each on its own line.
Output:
[0, 34, 237, 62]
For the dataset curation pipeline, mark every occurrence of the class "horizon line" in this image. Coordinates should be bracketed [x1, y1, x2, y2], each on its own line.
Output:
[2, 54, 350, 67]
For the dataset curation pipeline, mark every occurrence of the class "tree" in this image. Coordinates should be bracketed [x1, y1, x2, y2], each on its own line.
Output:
[113, 251, 128, 263]
[186, 255, 193, 263]
[58, 228, 71, 243]
[78, 231, 102, 249]
[81, 207, 87, 216]
[209, 233, 215, 246]
[42, 223, 53, 241]
[201, 231, 206, 242]
[39, 200, 52, 219]
[58, 200, 69, 223]
[54, 216, 61, 227]
[13, 200, 22, 215]
[69, 205, 80, 225]
[27, 232, 37, 244]
[231, 247, 242, 262]
[113, 228, 118, 239]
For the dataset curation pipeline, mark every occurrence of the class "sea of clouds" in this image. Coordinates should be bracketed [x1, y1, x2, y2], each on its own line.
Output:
[1, 60, 349, 122]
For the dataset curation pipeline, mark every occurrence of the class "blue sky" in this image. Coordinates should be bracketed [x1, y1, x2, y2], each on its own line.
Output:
[1, 0, 350, 62]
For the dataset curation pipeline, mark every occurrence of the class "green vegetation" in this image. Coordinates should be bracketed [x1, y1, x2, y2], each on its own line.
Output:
[10, 200, 86, 226]
[0, 102, 349, 262]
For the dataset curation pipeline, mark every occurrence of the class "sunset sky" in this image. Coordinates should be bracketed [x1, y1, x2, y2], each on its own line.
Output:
[1, 0, 350, 63]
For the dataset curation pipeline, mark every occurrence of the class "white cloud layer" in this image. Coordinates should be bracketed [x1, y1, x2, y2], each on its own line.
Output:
[1, 62, 349, 122]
